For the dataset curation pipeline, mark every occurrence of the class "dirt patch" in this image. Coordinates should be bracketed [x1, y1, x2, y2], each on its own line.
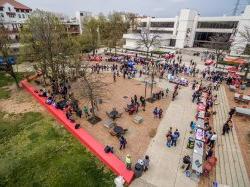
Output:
[31, 73, 171, 163]
[224, 85, 250, 180]
[0, 84, 44, 114]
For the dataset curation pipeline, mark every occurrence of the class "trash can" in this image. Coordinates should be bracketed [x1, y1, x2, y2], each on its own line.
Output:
[187, 137, 195, 149]
[134, 163, 143, 178]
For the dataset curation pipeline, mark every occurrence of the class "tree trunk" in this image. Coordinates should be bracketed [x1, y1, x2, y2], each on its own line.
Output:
[90, 98, 95, 117]
[42, 73, 47, 86]
[146, 48, 149, 59]
[150, 73, 154, 98]
[8, 65, 19, 88]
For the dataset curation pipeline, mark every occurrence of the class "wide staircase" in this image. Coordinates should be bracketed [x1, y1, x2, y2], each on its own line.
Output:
[213, 86, 249, 187]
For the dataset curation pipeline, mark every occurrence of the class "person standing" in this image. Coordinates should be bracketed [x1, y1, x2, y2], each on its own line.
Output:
[158, 108, 163, 119]
[205, 147, 213, 160]
[228, 107, 236, 120]
[166, 132, 172, 147]
[125, 154, 132, 170]
[143, 155, 150, 172]
[153, 107, 158, 118]
[222, 121, 230, 135]
[83, 106, 89, 119]
[140, 96, 146, 111]
[171, 132, 178, 146]
[113, 72, 116, 82]
[119, 136, 127, 150]
[134, 95, 138, 104]
[209, 132, 217, 147]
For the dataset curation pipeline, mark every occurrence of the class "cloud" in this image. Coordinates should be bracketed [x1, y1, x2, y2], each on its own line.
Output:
[153, 7, 165, 12]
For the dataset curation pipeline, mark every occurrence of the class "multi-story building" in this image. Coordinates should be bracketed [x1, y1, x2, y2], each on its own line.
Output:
[0, 0, 32, 42]
[75, 11, 92, 34]
[59, 16, 80, 36]
[123, 5, 250, 55]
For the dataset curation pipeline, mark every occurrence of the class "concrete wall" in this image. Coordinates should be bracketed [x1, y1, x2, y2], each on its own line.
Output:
[175, 9, 198, 48]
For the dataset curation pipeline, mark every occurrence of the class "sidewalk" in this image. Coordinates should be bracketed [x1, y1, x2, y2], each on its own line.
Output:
[131, 85, 198, 187]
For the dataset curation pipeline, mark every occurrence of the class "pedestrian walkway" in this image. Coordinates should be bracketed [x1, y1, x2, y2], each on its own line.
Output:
[213, 86, 249, 187]
[131, 85, 198, 187]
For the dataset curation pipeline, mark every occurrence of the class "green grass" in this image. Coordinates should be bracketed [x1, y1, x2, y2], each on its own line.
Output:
[0, 72, 34, 99]
[0, 88, 11, 99]
[0, 111, 115, 186]
[0, 72, 33, 87]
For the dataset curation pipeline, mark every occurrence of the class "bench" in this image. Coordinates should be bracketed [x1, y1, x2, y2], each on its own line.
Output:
[235, 107, 250, 117]
[103, 119, 115, 128]
[133, 115, 143, 124]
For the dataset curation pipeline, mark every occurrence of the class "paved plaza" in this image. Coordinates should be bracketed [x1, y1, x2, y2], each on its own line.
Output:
[131, 82, 198, 187]
[131, 78, 250, 187]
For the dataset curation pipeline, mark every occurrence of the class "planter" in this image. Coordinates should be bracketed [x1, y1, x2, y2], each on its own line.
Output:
[88, 116, 102, 125]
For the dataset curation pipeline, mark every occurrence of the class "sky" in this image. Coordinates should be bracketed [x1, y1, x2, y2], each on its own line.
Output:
[19, 0, 248, 17]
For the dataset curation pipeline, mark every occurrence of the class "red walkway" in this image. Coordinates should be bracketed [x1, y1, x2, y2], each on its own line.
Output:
[21, 80, 134, 184]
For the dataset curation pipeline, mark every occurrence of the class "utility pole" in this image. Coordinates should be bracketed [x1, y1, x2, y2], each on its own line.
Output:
[233, 0, 240, 16]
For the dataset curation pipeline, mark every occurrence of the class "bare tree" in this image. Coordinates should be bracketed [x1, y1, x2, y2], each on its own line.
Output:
[206, 33, 231, 64]
[137, 29, 160, 59]
[230, 26, 250, 79]
[238, 26, 250, 79]
[125, 13, 138, 32]
[79, 63, 109, 124]
[143, 61, 157, 102]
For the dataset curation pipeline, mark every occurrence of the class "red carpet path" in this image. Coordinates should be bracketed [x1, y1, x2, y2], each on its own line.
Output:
[21, 80, 134, 184]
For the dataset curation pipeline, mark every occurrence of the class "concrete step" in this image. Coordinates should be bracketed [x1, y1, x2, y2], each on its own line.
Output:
[213, 86, 250, 187]
[215, 89, 234, 186]
[220, 87, 249, 187]
[213, 90, 230, 185]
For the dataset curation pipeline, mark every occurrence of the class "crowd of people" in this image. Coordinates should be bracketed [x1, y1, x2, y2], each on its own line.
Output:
[166, 127, 180, 147]
[34, 49, 246, 181]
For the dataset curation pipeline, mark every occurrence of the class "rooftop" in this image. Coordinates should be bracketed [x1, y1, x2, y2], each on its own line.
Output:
[0, 0, 31, 10]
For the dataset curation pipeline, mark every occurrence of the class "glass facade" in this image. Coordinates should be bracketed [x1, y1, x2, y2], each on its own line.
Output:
[197, 21, 238, 29]
[140, 22, 147, 27]
[150, 22, 174, 28]
[150, 30, 173, 34]
[194, 32, 231, 41]
[194, 32, 231, 48]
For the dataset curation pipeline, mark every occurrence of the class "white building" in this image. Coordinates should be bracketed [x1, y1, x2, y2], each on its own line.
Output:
[75, 11, 92, 34]
[123, 5, 250, 55]
[0, 0, 32, 41]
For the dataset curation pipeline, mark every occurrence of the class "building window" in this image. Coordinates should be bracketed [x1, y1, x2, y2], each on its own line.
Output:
[0, 13, 4, 17]
[150, 22, 174, 28]
[150, 30, 173, 34]
[140, 22, 147, 27]
[80, 13, 83, 16]
[194, 32, 231, 48]
[18, 14, 21, 18]
[194, 32, 231, 41]
[8, 7, 11, 11]
[0, 7, 3, 11]
[22, 14, 25, 18]
[197, 21, 238, 29]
